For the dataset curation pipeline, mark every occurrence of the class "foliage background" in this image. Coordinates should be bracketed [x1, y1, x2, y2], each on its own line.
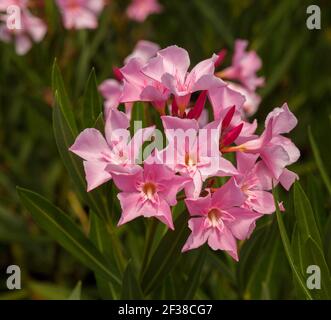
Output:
[0, 0, 331, 299]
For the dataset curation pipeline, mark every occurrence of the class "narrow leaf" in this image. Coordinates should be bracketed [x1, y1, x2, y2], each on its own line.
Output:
[121, 261, 144, 299]
[183, 247, 207, 299]
[83, 68, 102, 128]
[294, 181, 322, 248]
[308, 127, 331, 197]
[17, 187, 121, 286]
[273, 188, 313, 300]
[141, 212, 189, 294]
[68, 281, 82, 300]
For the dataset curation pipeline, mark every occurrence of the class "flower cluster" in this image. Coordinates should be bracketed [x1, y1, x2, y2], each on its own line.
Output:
[0, 0, 162, 55]
[0, 0, 47, 55]
[71, 40, 300, 260]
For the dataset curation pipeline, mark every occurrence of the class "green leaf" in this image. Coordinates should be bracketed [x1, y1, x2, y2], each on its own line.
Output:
[192, 0, 233, 46]
[141, 212, 189, 294]
[183, 247, 207, 299]
[17, 187, 121, 286]
[121, 261, 144, 299]
[89, 212, 122, 300]
[83, 68, 102, 128]
[303, 237, 331, 299]
[293, 181, 322, 248]
[68, 281, 82, 300]
[308, 127, 331, 197]
[53, 94, 108, 221]
[273, 188, 313, 300]
[52, 59, 77, 134]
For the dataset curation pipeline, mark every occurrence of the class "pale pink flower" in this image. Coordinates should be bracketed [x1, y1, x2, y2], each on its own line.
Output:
[120, 57, 170, 113]
[155, 116, 237, 198]
[0, 0, 27, 11]
[208, 84, 245, 121]
[124, 40, 160, 64]
[227, 82, 261, 117]
[142, 45, 226, 114]
[69, 109, 154, 191]
[56, 0, 104, 29]
[111, 162, 189, 229]
[0, 8, 47, 55]
[126, 0, 162, 22]
[225, 103, 299, 188]
[182, 178, 261, 260]
[221, 39, 265, 91]
[234, 153, 275, 214]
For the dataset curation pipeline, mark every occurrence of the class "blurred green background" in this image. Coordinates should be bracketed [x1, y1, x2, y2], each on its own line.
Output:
[0, 0, 331, 299]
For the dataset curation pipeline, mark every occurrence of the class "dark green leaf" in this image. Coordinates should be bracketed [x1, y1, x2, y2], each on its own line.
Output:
[308, 127, 331, 197]
[273, 188, 313, 300]
[68, 281, 82, 300]
[83, 68, 102, 128]
[17, 187, 121, 286]
[121, 261, 144, 299]
[183, 247, 207, 299]
[141, 212, 189, 294]
[294, 181, 322, 248]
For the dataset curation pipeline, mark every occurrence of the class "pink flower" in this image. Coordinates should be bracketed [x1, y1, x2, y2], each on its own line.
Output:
[120, 57, 170, 113]
[227, 82, 261, 117]
[225, 103, 299, 188]
[126, 0, 162, 22]
[182, 178, 261, 260]
[111, 162, 189, 229]
[56, 0, 104, 29]
[155, 116, 237, 198]
[124, 40, 160, 64]
[235, 153, 275, 214]
[69, 109, 154, 191]
[98, 79, 133, 119]
[142, 45, 226, 114]
[221, 39, 265, 91]
[0, 6, 47, 55]
[208, 84, 245, 121]
[99, 40, 159, 117]
[0, 0, 27, 11]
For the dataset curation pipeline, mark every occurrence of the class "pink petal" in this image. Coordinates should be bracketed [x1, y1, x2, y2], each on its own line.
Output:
[182, 217, 210, 252]
[208, 85, 245, 120]
[105, 109, 130, 144]
[247, 190, 275, 214]
[212, 178, 245, 209]
[157, 45, 190, 82]
[265, 103, 298, 135]
[236, 152, 259, 175]
[111, 167, 143, 192]
[69, 128, 109, 161]
[185, 193, 212, 217]
[125, 40, 160, 64]
[278, 168, 298, 191]
[227, 207, 261, 240]
[207, 227, 238, 261]
[83, 161, 112, 192]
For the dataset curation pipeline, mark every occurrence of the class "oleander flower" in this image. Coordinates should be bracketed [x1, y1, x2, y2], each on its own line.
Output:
[0, 5, 47, 55]
[142, 45, 226, 115]
[112, 162, 189, 229]
[224, 103, 300, 188]
[56, 0, 104, 29]
[126, 0, 162, 22]
[220, 39, 265, 91]
[69, 109, 154, 191]
[182, 178, 261, 260]
[156, 116, 237, 198]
